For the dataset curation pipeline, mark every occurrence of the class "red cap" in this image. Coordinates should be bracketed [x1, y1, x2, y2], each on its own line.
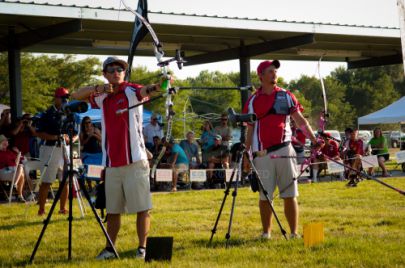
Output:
[54, 87, 69, 98]
[324, 132, 332, 138]
[257, 60, 280, 76]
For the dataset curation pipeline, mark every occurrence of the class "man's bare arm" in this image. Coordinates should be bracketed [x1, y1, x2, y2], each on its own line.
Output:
[291, 111, 317, 144]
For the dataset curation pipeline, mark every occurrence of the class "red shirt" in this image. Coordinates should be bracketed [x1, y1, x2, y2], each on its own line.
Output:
[90, 82, 148, 167]
[321, 140, 339, 158]
[243, 86, 303, 151]
[0, 150, 17, 169]
[13, 131, 31, 155]
[292, 128, 306, 146]
[348, 139, 364, 155]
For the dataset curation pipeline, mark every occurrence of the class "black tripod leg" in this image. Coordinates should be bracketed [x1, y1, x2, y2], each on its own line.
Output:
[225, 169, 240, 248]
[77, 179, 119, 258]
[68, 171, 73, 260]
[249, 159, 288, 240]
[30, 175, 67, 263]
[208, 166, 237, 245]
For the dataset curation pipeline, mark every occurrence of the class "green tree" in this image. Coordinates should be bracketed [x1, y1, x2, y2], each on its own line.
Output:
[289, 75, 354, 130]
[0, 53, 101, 114]
[331, 66, 400, 119]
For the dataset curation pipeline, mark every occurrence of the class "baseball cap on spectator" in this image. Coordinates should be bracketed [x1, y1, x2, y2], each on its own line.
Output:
[103, 56, 129, 71]
[0, 134, 8, 144]
[257, 60, 280, 76]
[324, 132, 332, 138]
[54, 87, 69, 98]
[214, 135, 222, 141]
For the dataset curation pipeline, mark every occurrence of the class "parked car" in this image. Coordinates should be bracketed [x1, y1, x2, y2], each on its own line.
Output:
[324, 130, 341, 142]
[390, 131, 405, 148]
[358, 130, 372, 144]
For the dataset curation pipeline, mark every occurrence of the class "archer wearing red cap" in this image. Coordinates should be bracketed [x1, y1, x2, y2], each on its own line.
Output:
[35, 87, 76, 216]
[243, 60, 318, 240]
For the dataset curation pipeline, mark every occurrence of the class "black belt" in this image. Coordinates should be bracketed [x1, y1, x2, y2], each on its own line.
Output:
[253, 141, 290, 158]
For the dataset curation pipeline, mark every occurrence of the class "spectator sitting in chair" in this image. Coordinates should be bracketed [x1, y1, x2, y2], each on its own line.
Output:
[164, 139, 189, 192]
[180, 131, 201, 169]
[206, 135, 230, 184]
[143, 114, 163, 151]
[199, 120, 216, 164]
[9, 114, 37, 158]
[312, 132, 342, 182]
[0, 135, 26, 202]
[0, 109, 13, 136]
[368, 128, 390, 177]
[215, 113, 232, 147]
[150, 136, 162, 160]
[343, 128, 364, 186]
[80, 116, 102, 165]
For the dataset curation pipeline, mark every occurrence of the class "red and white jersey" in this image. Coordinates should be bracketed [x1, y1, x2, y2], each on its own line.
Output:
[90, 82, 147, 167]
[243, 86, 302, 153]
[321, 140, 339, 158]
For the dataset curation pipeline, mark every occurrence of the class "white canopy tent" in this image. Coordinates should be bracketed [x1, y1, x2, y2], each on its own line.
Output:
[358, 97, 405, 125]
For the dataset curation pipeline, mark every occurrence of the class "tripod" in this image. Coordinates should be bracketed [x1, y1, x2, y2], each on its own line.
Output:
[26, 143, 86, 218]
[29, 118, 118, 263]
[209, 142, 287, 248]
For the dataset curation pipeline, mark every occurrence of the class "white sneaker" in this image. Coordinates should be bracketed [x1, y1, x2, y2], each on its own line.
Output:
[290, 233, 301, 239]
[96, 248, 116, 260]
[136, 247, 146, 259]
[260, 233, 271, 239]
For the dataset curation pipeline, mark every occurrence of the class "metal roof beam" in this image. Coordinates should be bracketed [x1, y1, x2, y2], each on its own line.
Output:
[347, 54, 402, 69]
[0, 19, 82, 51]
[184, 34, 315, 66]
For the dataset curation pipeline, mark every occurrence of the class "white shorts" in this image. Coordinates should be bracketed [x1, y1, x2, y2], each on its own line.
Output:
[39, 145, 65, 183]
[253, 144, 299, 200]
[105, 160, 152, 214]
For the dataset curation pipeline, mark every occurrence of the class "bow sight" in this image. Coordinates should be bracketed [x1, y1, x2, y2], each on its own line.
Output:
[156, 49, 186, 70]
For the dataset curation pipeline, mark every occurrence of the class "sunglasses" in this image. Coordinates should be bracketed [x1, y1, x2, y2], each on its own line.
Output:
[105, 66, 125, 74]
[84, 121, 91, 124]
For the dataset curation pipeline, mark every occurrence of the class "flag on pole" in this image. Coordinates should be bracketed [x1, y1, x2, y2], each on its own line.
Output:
[126, 0, 149, 81]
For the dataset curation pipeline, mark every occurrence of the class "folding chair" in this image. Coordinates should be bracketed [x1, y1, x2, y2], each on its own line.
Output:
[81, 164, 104, 217]
[3, 152, 21, 204]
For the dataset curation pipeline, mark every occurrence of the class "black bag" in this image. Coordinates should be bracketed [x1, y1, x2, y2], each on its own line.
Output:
[95, 182, 106, 210]
[249, 173, 259, 192]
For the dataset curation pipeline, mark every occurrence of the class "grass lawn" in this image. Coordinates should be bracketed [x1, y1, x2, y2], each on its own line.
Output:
[0, 178, 404, 267]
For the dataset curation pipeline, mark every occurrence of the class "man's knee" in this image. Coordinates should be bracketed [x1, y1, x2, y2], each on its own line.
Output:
[107, 213, 121, 222]
[283, 197, 297, 204]
[137, 210, 150, 218]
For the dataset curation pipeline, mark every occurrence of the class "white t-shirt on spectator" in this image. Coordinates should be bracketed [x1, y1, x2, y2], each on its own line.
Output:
[143, 123, 163, 144]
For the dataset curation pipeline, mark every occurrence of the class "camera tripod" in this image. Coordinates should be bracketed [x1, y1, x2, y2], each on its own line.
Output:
[208, 142, 288, 248]
[29, 120, 118, 263]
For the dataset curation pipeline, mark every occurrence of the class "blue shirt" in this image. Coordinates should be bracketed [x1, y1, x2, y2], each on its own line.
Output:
[179, 140, 199, 162]
[200, 130, 216, 151]
[171, 143, 189, 165]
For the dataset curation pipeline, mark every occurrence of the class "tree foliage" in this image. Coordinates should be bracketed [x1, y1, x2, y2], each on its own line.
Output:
[1, 52, 403, 134]
[0, 53, 101, 114]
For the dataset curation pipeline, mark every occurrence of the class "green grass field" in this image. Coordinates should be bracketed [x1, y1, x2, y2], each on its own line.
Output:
[1, 178, 404, 267]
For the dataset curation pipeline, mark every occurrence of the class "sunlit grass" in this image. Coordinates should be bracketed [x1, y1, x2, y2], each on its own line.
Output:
[0, 178, 404, 267]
